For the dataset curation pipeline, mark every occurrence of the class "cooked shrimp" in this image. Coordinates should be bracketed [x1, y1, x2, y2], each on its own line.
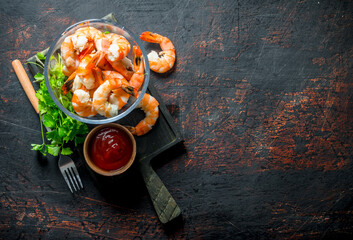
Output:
[109, 59, 134, 80]
[106, 46, 144, 110]
[62, 52, 103, 94]
[92, 67, 105, 85]
[105, 33, 131, 62]
[130, 46, 145, 89]
[71, 27, 104, 54]
[121, 56, 134, 72]
[108, 89, 130, 110]
[140, 31, 175, 73]
[100, 33, 133, 79]
[72, 88, 97, 117]
[126, 93, 159, 136]
[74, 52, 103, 90]
[102, 70, 131, 110]
[61, 27, 101, 76]
[96, 56, 113, 71]
[92, 75, 135, 117]
[102, 70, 124, 80]
[61, 69, 81, 95]
[61, 35, 79, 76]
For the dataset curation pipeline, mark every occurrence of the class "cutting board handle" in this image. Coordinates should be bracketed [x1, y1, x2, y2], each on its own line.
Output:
[139, 162, 181, 224]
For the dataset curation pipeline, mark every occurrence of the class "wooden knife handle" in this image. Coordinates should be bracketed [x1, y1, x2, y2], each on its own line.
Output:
[139, 162, 181, 224]
[12, 59, 39, 114]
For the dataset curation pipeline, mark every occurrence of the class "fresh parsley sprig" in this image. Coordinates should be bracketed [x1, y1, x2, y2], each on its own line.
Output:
[31, 53, 89, 156]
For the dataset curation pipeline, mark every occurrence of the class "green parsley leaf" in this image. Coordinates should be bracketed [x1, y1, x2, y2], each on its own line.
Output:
[31, 52, 89, 157]
[46, 130, 61, 142]
[58, 126, 69, 138]
[36, 52, 46, 60]
[47, 145, 60, 156]
[74, 136, 86, 145]
[31, 143, 43, 151]
[31, 143, 46, 156]
[43, 114, 56, 128]
[104, 31, 110, 34]
[61, 147, 73, 155]
[34, 72, 45, 82]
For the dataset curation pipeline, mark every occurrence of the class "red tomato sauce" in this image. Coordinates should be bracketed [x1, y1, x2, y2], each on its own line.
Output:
[89, 127, 133, 171]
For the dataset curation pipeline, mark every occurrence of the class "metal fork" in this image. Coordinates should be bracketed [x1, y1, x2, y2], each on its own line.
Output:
[58, 155, 84, 193]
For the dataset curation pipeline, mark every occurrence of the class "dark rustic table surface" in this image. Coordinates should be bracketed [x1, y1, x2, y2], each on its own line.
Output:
[1, 0, 353, 239]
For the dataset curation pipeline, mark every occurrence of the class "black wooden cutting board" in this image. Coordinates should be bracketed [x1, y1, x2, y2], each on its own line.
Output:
[26, 13, 183, 224]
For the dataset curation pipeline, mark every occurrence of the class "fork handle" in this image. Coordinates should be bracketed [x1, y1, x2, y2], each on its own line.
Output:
[12, 59, 39, 114]
[139, 161, 181, 224]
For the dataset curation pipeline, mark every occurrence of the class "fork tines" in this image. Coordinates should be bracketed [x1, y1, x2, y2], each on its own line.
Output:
[61, 166, 83, 192]
[59, 156, 83, 193]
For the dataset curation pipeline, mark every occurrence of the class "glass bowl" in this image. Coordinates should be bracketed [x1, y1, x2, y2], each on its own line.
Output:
[44, 19, 150, 124]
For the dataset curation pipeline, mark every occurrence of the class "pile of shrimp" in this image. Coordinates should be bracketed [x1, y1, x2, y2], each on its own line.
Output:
[60, 26, 176, 136]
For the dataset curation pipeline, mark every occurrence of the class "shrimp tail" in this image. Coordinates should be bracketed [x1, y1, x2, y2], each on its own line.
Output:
[77, 51, 103, 75]
[92, 67, 105, 85]
[125, 126, 136, 135]
[134, 55, 142, 67]
[133, 45, 142, 56]
[122, 85, 137, 97]
[62, 79, 73, 94]
[140, 31, 163, 43]
[97, 57, 113, 71]
[96, 51, 106, 67]
[61, 71, 77, 94]
[78, 42, 95, 61]
[108, 59, 134, 80]
[133, 46, 143, 68]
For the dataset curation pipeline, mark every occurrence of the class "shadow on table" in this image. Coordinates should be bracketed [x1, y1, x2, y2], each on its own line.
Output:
[151, 140, 186, 170]
[84, 160, 146, 207]
[36, 151, 48, 166]
[83, 140, 186, 206]
[82, 142, 186, 233]
[162, 214, 185, 236]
